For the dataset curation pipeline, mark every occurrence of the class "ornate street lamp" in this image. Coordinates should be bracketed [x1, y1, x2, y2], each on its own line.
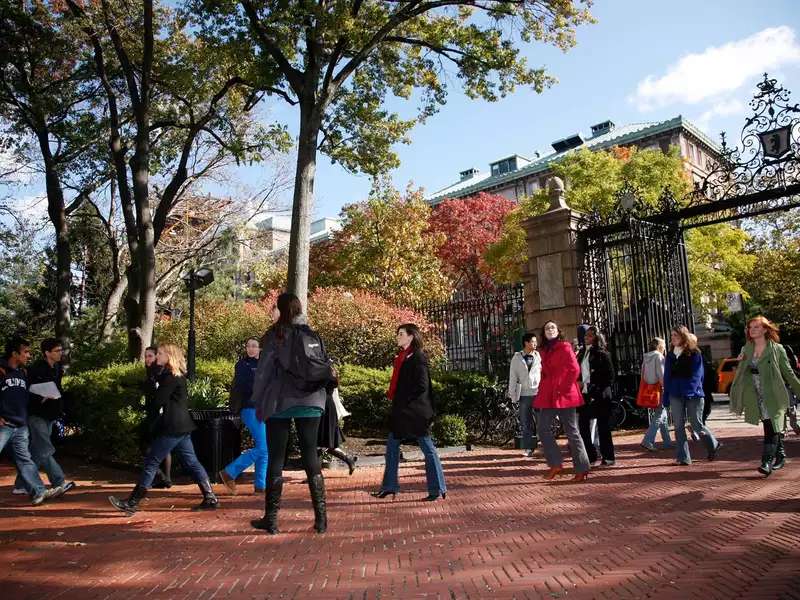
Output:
[181, 267, 214, 380]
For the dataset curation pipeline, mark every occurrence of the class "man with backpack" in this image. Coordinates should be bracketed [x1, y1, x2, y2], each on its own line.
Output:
[0, 336, 59, 506]
[12, 338, 75, 497]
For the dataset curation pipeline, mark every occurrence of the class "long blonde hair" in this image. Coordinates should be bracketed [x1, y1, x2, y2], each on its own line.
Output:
[159, 343, 187, 376]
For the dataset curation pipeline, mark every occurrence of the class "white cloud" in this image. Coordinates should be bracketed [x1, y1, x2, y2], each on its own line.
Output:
[630, 26, 800, 111]
[694, 98, 746, 132]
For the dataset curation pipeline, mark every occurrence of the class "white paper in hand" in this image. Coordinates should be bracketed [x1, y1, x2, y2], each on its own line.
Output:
[29, 382, 61, 399]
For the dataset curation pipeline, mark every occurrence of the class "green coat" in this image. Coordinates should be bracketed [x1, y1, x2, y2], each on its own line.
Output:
[729, 341, 800, 430]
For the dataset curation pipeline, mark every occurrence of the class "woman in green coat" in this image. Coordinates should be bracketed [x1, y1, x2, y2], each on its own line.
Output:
[730, 316, 800, 476]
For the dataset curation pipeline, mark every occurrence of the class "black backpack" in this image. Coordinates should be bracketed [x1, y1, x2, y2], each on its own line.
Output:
[285, 325, 333, 392]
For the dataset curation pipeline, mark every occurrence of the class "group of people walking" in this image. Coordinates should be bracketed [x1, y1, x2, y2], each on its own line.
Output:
[4, 299, 798, 532]
[0, 337, 75, 506]
[109, 292, 446, 534]
[508, 316, 800, 482]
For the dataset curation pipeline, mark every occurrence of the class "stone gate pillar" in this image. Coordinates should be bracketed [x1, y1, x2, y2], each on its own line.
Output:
[520, 177, 585, 341]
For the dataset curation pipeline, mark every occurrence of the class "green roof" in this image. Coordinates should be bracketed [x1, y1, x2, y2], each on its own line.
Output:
[427, 116, 721, 203]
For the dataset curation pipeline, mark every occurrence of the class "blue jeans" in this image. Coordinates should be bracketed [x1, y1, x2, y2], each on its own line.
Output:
[139, 434, 209, 489]
[0, 424, 45, 496]
[669, 396, 718, 464]
[642, 406, 673, 448]
[14, 416, 65, 491]
[223, 408, 268, 490]
[380, 433, 446, 495]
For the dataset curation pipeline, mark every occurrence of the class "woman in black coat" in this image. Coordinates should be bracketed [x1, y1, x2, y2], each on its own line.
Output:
[140, 346, 171, 488]
[372, 324, 446, 501]
[576, 327, 617, 466]
[109, 344, 218, 514]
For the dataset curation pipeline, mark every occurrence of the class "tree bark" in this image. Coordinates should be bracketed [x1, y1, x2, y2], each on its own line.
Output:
[37, 132, 72, 351]
[286, 100, 322, 306]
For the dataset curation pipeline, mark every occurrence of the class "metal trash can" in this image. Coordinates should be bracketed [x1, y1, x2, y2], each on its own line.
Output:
[189, 409, 241, 483]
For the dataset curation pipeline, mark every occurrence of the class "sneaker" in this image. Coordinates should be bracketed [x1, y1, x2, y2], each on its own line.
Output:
[49, 481, 75, 499]
[31, 491, 47, 506]
[640, 442, 656, 452]
[12, 487, 28, 495]
[601, 459, 616, 466]
[676, 460, 691, 466]
[522, 449, 533, 457]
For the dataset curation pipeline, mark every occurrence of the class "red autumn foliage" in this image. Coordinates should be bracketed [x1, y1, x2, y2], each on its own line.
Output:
[429, 192, 515, 292]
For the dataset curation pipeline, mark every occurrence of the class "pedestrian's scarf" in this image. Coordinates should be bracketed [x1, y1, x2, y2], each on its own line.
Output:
[388, 347, 414, 400]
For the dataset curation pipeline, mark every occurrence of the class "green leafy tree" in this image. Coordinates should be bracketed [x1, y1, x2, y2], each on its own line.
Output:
[0, 3, 102, 350]
[486, 146, 691, 282]
[686, 224, 755, 318]
[311, 182, 453, 306]
[188, 0, 595, 304]
[743, 238, 800, 340]
[65, 0, 289, 359]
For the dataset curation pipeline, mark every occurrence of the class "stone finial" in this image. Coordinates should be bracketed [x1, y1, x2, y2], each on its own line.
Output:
[547, 177, 568, 211]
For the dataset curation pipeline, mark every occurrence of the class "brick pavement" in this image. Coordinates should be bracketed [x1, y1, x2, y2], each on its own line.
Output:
[1, 408, 799, 600]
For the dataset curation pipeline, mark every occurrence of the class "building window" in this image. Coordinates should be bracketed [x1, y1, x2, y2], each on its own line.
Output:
[490, 157, 517, 177]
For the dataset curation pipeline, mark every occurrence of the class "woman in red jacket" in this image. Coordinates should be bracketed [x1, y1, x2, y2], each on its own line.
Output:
[534, 321, 591, 481]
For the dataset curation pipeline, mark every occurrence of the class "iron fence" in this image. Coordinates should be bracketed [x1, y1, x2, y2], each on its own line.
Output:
[415, 284, 525, 377]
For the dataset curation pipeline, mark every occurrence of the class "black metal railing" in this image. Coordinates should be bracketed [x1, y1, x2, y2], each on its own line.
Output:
[415, 284, 525, 377]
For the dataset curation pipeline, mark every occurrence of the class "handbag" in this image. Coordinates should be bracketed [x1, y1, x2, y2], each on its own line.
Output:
[635, 378, 662, 408]
[331, 388, 351, 420]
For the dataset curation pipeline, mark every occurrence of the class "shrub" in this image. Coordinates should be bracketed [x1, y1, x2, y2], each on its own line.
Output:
[155, 300, 272, 360]
[431, 370, 498, 417]
[432, 414, 467, 446]
[64, 359, 235, 464]
[262, 287, 445, 368]
[336, 363, 392, 434]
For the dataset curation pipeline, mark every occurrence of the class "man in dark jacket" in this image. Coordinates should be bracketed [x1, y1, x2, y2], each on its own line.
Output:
[12, 338, 75, 497]
[0, 336, 56, 506]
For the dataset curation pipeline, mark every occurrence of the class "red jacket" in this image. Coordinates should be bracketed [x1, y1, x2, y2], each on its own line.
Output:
[533, 340, 584, 409]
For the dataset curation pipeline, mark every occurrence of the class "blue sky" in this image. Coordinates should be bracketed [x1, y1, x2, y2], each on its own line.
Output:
[275, 0, 800, 219]
[5, 1, 800, 224]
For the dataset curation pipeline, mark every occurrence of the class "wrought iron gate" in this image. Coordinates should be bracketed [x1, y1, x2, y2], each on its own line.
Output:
[576, 74, 800, 397]
[580, 217, 693, 394]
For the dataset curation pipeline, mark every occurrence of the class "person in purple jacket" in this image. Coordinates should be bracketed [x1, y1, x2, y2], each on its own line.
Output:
[663, 326, 721, 465]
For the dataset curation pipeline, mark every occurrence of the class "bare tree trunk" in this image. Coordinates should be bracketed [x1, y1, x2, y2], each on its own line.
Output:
[38, 132, 72, 351]
[100, 273, 127, 342]
[286, 102, 321, 306]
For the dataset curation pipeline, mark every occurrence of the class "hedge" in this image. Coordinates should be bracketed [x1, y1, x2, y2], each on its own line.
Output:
[64, 359, 496, 464]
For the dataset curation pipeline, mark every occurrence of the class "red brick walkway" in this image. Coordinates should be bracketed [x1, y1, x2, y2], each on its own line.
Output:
[2, 409, 800, 600]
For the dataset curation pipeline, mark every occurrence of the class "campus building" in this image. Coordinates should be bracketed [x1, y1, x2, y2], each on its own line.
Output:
[425, 116, 739, 365]
[426, 116, 719, 205]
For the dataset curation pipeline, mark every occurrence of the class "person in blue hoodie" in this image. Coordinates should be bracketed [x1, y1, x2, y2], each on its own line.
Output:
[219, 337, 268, 494]
[663, 326, 721, 465]
[0, 336, 56, 506]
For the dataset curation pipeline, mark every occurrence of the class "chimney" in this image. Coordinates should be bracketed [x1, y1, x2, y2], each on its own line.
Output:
[590, 120, 615, 138]
[459, 167, 479, 181]
[551, 133, 584, 153]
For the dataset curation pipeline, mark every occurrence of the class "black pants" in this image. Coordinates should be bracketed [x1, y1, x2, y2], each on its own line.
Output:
[266, 417, 322, 482]
[762, 417, 777, 443]
[578, 397, 615, 463]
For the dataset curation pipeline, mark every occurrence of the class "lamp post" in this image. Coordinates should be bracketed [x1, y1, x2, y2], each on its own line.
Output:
[182, 267, 214, 380]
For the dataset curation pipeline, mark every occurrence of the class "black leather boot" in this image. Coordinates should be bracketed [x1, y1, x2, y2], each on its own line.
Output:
[772, 433, 786, 470]
[309, 474, 327, 533]
[251, 477, 282, 534]
[193, 480, 219, 510]
[758, 438, 778, 476]
[109, 484, 147, 514]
